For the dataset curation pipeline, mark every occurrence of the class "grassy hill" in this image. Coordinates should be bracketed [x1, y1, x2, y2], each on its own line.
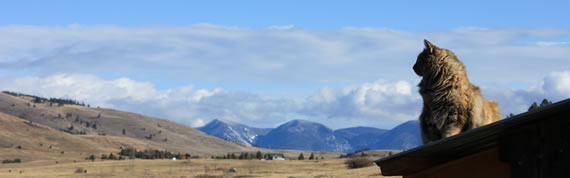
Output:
[0, 92, 255, 158]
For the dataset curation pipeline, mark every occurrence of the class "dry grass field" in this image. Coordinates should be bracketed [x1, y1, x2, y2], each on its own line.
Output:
[0, 157, 399, 178]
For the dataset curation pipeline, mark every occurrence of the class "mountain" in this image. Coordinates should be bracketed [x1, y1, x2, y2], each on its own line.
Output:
[256, 120, 352, 152]
[198, 119, 271, 146]
[370, 120, 422, 150]
[334, 127, 389, 151]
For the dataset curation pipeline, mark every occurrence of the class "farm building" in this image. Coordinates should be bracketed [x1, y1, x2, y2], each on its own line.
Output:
[375, 98, 570, 178]
[264, 153, 285, 160]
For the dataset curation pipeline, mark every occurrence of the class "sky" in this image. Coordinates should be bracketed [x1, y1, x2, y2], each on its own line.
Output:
[1, 0, 569, 129]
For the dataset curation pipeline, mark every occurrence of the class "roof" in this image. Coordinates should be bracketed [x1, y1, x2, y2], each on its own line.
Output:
[375, 98, 570, 176]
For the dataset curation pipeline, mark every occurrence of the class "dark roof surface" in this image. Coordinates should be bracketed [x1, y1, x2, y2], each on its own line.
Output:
[375, 98, 570, 176]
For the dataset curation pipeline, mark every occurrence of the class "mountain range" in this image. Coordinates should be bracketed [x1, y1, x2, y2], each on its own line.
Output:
[199, 119, 421, 153]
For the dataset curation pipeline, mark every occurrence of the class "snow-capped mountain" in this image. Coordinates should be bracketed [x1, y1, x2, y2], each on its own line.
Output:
[198, 119, 422, 152]
[198, 119, 271, 146]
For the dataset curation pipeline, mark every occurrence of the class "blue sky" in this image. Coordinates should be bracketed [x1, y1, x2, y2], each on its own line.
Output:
[1, 0, 569, 129]
[2, 0, 570, 30]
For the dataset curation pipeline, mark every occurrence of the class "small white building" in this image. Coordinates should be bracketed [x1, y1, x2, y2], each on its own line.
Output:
[265, 153, 285, 160]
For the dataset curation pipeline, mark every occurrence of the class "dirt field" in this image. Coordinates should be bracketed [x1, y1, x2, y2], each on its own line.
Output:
[0, 157, 400, 178]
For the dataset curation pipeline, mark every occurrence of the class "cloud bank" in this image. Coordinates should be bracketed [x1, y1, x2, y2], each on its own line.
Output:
[1, 25, 570, 129]
[1, 72, 569, 129]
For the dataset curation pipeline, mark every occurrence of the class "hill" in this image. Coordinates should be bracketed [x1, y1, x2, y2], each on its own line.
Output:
[0, 92, 257, 157]
[0, 112, 159, 162]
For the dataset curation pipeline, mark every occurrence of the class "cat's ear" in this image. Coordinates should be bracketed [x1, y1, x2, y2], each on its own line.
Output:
[424, 39, 437, 53]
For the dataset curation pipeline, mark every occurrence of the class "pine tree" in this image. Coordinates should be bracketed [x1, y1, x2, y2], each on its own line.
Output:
[309, 152, 315, 160]
[540, 98, 552, 108]
[298, 153, 305, 160]
[101, 154, 108, 160]
[528, 102, 539, 111]
[89, 154, 96, 162]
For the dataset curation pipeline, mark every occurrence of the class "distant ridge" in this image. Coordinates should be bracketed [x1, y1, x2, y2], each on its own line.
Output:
[199, 119, 422, 153]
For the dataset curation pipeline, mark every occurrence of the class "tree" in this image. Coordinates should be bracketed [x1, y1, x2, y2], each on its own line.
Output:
[540, 98, 552, 108]
[506, 113, 516, 118]
[309, 152, 315, 160]
[89, 154, 96, 162]
[122, 128, 126, 135]
[256, 151, 262, 159]
[101, 154, 108, 160]
[360, 152, 366, 157]
[108, 153, 116, 160]
[34, 97, 41, 103]
[298, 153, 305, 160]
[528, 102, 539, 111]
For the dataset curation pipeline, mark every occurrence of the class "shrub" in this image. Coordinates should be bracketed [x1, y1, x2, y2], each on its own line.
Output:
[2, 159, 21, 164]
[345, 157, 373, 169]
[75, 167, 84, 173]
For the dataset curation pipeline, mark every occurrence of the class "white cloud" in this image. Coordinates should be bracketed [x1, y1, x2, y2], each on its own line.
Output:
[1, 25, 569, 86]
[541, 71, 570, 98]
[483, 71, 570, 116]
[1, 71, 569, 129]
[267, 25, 295, 30]
[301, 80, 421, 122]
[192, 119, 206, 127]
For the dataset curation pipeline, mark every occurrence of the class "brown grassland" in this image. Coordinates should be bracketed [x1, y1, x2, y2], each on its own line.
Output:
[0, 158, 400, 178]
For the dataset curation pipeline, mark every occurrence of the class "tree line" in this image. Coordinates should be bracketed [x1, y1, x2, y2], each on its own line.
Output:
[118, 147, 186, 160]
[3, 91, 88, 107]
[507, 98, 554, 118]
[212, 151, 264, 160]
